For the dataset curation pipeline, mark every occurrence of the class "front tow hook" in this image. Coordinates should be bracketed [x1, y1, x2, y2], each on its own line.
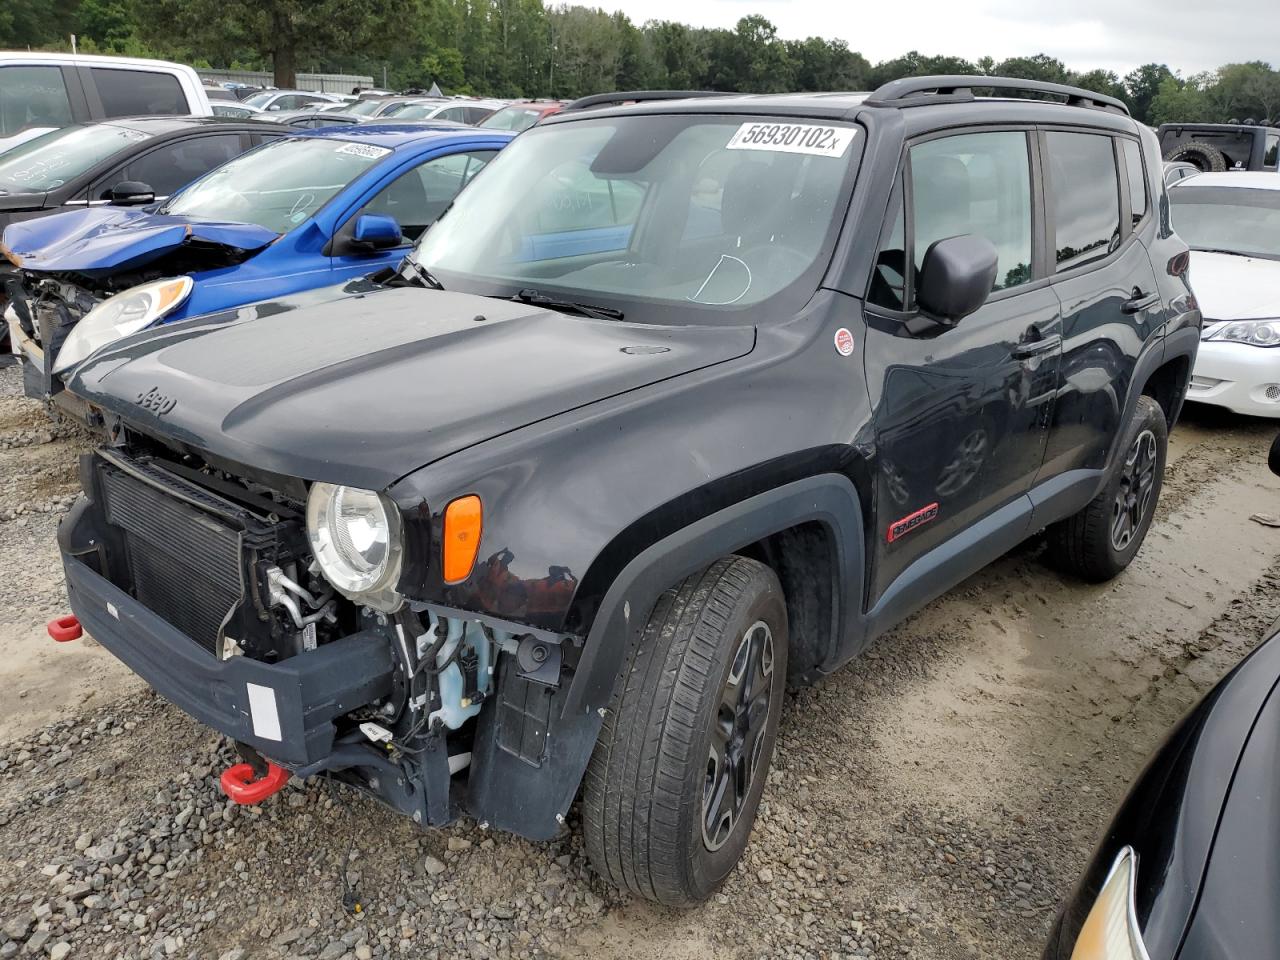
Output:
[219, 762, 290, 804]
[47, 615, 83, 642]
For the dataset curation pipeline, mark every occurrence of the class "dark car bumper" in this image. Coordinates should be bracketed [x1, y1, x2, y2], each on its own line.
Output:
[62, 553, 395, 768]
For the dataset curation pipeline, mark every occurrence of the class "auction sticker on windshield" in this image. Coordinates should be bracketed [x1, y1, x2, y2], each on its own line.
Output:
[726, 122, 856, 158]
[336, 142, 392, 160]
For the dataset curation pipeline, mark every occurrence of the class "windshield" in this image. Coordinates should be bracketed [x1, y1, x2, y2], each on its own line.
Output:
[1170, 185, 1280, 260]
[481, 105, 547, 132]
[346, 100, 385, 117]
[0, 124, 151, 193]
[414, 114, 859, 321]
[162, 136, 392, 233]
[388, 102, 437, 121]
[244, 92, 276, 108]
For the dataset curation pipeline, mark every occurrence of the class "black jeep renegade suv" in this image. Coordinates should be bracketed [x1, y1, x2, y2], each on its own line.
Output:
[54, 77, 1198, 905]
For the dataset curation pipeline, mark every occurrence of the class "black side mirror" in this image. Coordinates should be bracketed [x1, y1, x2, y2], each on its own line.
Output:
[107, 181, 155, 206]
[916, 235, 999, 324]
[1269, 433, 1280, 477]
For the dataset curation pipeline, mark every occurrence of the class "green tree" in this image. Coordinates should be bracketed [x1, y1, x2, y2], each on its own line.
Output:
[1123, 63, 1174, 124]
[1069, 68, 1124, 102]
[996, 53, 1069, 84]
[131, 0, 404, 87]
[1148, 74, 1211, 126]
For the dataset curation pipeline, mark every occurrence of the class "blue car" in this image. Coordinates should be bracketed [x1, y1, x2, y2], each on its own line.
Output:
[4, 123, 514, 401]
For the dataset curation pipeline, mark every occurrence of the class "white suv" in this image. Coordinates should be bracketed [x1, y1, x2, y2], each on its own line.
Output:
[0, 52, 212, 154]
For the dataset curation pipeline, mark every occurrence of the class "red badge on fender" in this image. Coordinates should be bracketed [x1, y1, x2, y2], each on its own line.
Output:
[834, 327, 855, 356]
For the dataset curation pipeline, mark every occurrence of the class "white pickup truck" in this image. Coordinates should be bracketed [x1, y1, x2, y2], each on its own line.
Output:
[0, 52, 213, 154]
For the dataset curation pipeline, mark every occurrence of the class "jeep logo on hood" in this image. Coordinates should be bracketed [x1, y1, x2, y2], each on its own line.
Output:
[136, 386, 176, 416]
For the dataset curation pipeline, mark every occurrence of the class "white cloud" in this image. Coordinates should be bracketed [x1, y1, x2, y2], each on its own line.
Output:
[594, 0, 1280, 78]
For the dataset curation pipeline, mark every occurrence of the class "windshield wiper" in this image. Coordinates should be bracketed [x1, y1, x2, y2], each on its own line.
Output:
[401, 257, 445, 290]
[509, 288, 624, 321]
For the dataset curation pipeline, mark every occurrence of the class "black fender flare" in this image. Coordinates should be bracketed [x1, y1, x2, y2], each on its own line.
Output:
[1102, 322, 1197, 478]
[562, 472, 866, 717]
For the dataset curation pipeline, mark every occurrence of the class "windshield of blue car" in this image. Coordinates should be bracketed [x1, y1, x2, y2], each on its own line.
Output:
[0, 124, 153, 194]
[1170, 185, 1280, 260]
[161, 136, 391, 234]
[413, 114, 860, 321]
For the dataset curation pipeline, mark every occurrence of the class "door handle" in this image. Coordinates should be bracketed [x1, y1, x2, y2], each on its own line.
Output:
[1012, 323, 1061, 359]
[1122, 289, 1160, 314]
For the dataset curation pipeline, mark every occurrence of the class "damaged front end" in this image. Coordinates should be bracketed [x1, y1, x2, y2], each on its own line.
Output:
[5, 209, 275, 405]
[58, 441, 593, 839]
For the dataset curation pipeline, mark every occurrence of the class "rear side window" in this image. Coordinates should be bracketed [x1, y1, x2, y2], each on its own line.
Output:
[116, 134, 244, 197]
[92, 68, 187, 117]
[1266, 134, 1279, 169]
[910, 131, 1033, 293]
[1121, 139, 1148, 226]
[1046, 132, 1121, 272]
[0, 65, 74, 137]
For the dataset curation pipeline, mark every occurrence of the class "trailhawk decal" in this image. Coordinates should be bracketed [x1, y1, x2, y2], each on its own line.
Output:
[834, 327, 855, 356]
[725, 122, 856, 158]
[887, 502, 939, 543]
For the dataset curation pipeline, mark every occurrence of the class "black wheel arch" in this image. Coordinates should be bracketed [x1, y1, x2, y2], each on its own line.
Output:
[562, 472, 866, 716]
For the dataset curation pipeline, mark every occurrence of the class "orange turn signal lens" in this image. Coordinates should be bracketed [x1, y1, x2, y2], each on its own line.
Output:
[442, 495, 483, 583]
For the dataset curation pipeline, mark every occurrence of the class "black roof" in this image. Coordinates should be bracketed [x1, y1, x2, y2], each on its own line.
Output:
[544, 76, 1140, 132]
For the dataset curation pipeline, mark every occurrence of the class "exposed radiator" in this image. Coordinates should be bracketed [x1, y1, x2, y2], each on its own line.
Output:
[100, 464, 245, 654]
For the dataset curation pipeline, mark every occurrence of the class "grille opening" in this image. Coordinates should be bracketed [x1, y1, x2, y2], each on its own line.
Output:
[100, 464, 246, 654]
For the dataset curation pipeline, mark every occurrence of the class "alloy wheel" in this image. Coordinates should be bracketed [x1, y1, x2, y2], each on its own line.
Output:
[1111, 429, 1158, 551]
[702, 620, 775, 852]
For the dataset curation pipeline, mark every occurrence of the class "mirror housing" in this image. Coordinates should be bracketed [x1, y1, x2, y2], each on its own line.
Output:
[916, 235, 999, 324]
[107, 181, 155, 206]
[350, 214, 403, 251]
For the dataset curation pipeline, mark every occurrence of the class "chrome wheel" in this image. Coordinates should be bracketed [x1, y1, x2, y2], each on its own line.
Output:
[1111, 429, 1158, 551]
[702, 620, 774, 852]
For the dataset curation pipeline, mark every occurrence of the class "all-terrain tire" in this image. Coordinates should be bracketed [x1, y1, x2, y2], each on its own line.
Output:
[1162, 140, 1228, 172]
[1045, 395, 1168, 582]
[582, 556, 788, 906]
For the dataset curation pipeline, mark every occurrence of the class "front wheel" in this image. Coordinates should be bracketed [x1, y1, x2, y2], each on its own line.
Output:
[1045, 395, 1168, 582]
[582, 556, 788, 906]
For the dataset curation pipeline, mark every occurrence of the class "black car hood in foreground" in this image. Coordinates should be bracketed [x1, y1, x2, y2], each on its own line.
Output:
[68, 286, 756, 490]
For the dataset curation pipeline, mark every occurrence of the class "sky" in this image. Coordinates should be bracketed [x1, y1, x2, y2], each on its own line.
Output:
[597, 0, 1280, 78]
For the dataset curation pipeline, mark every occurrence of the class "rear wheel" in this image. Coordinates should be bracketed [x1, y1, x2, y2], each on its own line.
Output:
[1045, 395, 1167, 582]
[582, 556, 787, 906]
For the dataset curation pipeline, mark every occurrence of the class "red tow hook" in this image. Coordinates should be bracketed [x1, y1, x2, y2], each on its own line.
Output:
[219, 762, 290, 804]
[47, 615, 83, 642]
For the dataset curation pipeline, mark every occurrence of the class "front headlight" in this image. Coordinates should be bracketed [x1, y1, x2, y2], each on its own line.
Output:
[52, 276, 193, 374]
[1206, 318, 1280, 347]
[306, 482, 404, 611]
[1070, 847, 1149, 960]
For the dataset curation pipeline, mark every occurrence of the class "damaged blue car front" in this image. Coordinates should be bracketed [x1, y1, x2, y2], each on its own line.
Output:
[4, 122, 512, 404]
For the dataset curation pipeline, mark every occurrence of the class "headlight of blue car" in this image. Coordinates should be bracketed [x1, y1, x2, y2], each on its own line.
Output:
[52, 276, 193, 374]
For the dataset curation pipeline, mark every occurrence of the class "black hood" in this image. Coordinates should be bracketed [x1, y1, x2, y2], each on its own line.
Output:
[68, 286, 756, 489]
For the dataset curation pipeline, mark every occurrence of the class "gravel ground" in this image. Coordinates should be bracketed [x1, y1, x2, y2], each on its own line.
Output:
[1, 359, 1278, 960]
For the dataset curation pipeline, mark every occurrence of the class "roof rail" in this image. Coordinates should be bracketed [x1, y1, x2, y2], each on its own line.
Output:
[562, 90, 736, 112]
[863, 75, 1130, 116]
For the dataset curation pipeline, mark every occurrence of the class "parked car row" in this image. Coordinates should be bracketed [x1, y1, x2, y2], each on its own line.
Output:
[1, 70, 1278, 954]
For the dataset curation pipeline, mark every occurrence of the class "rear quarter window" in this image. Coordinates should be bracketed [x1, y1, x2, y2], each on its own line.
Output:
[1120, 139, 1148, 226]
[92, 68, 188, 117]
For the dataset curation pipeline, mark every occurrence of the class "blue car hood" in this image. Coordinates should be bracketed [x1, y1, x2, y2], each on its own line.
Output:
[3, 206, 278, 275]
